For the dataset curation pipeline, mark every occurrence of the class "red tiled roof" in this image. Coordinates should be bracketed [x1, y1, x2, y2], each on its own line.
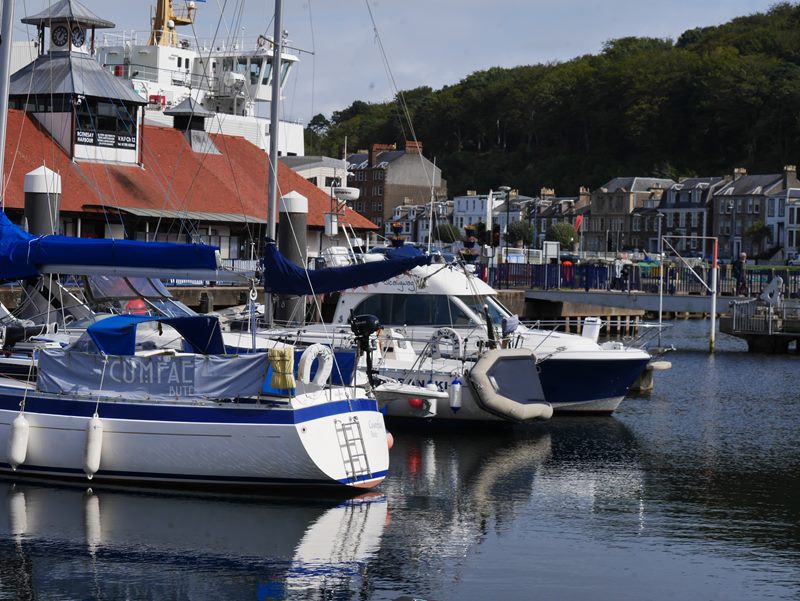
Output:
[1, 109, 376, 230]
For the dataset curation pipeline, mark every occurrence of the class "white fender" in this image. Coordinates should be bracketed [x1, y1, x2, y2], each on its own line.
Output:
[297, 344, 335, 387]
[7, 413, 29, 470]
[84, 414, 104, 479]
[431, 327, 463, 359]
[449, 377, 462, 412]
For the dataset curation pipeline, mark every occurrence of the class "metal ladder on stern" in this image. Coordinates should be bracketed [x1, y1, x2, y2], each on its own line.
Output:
[334, 417, 372, 482]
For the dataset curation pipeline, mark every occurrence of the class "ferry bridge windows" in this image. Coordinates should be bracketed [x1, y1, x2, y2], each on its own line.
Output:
[249, 57, 263, 85]
[261, 61, 272, 85]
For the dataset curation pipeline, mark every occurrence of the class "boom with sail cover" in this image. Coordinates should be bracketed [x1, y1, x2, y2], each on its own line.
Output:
[262, 240, 430, 296]
[0, 212, 218, 282]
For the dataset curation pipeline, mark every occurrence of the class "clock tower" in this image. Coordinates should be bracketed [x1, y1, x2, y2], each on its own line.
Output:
[9, 0, 147, 165]
[21, 0, 115, 57]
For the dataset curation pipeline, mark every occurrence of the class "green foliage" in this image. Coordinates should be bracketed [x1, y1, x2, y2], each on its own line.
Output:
[744, 220, 771, 244]
[307, 4, 800, 195]
[435, 223, 462, 244]
[506, 220, 534, 245]
[546, 222, 577, 248]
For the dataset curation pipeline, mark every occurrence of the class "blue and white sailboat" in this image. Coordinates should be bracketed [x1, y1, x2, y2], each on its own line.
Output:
[0, 0, 392, 490]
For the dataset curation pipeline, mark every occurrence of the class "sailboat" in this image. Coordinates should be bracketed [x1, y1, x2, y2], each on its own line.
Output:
[0, 0, 392, 490]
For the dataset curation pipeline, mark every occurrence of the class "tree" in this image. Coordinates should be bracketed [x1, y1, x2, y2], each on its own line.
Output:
[435, 223, 462, 244]
[744, 221, 771, 246]
[506, 220, 534, 246]
[546, 222, 576, 248]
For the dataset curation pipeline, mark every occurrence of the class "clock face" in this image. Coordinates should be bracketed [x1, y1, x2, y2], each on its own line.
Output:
[71, 26, 86, 48]
[51, 25, 69, 47]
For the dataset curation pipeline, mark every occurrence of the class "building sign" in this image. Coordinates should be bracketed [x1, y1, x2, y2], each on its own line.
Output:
[76, 129, 137, 149]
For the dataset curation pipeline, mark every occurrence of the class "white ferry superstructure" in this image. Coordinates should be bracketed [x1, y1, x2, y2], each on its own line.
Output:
[95, 0, 304, 156]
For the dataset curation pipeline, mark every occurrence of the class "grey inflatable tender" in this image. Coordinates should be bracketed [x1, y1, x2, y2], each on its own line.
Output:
[468, 348, 553, 421]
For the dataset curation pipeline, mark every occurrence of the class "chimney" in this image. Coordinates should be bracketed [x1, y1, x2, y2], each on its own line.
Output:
[404, 140, 423, 154]
[577, 186, 590, 208]
[540, 187, 555, 198]
[369, 143, 396, 167]
[733, 167, 747, 181]
[784, 164, 797, 188]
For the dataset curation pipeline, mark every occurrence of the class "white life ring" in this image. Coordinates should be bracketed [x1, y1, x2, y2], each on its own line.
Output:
[297, 343, 335, 387]
[431, 327, 463, 359]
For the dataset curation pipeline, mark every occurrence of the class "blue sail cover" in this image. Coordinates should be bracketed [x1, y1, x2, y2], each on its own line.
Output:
[0, 212, 218, 282]
[86, 314, 226, 356]
[263, 241, 431, 295]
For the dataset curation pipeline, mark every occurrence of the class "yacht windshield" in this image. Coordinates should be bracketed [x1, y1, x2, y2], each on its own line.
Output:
[456, 295, 511, 324]
[352, 293, 473, 326]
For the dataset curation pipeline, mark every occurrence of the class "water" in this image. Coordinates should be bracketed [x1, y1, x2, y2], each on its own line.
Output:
[2, 320, 800, 600]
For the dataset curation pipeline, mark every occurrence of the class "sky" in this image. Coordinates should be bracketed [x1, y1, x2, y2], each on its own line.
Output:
[12, 0, 781, 123]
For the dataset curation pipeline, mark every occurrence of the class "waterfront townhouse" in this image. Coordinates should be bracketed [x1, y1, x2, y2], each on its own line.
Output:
[658, 177, 727, 257]
[347, 141, 446, 229]
[534, 187, 591, 250]
[711, 166, 799, 260]
[764, 188, 800, 261]
[585, 177, 675, 252]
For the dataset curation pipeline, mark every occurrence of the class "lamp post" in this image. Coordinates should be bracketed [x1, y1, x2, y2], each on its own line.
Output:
[656, 211, 664, 347]
[499, 185, 511, 288]
[728, 199, 736, 260]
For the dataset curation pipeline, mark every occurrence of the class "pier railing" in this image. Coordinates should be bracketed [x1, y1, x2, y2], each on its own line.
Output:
[727, 297, 800, 335]
[491, 263, 800, 298]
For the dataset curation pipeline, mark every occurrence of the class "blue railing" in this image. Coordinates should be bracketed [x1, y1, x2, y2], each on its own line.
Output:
[490, 263, 800, 298]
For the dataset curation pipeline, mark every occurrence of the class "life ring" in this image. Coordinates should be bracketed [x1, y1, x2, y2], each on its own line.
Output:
[431, 327, 463, 359]
[297, 343, 334, 387]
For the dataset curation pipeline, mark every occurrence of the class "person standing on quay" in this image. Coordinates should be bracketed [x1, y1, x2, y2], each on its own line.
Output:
[733, 252, 748, 296]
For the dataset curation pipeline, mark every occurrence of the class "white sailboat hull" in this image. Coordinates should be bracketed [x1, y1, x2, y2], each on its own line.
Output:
[0, 387, 389, 489]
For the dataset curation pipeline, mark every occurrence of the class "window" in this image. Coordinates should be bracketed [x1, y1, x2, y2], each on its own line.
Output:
[690, 237, 697, 249]
[261, 60, 273, 85]
[324, 176, 339, 187]
[691, 211, 699, 228]
[632, 216, 641, 232]
[353, 294, 473, 327]
[780, 198, 786, 217]
[177, 57, 182, 68]
[769, 198, 776, 217]
[678, 212, 686, 228]
[666, 213, 674, 228]
[356, 172, 365, 182]
[306, 176, 318, 186]
[248, 57, 262, 85]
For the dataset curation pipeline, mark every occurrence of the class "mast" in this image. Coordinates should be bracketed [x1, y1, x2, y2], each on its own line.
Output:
[148, 0, 196, 47]
[0, 0, 15, 208]
[266, 0, 283, 328]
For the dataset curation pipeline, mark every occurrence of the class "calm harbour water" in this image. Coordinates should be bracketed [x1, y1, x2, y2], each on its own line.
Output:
[2, 320, 800, 600]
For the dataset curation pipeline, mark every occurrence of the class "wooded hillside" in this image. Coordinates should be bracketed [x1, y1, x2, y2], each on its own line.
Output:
[305, 3, 800, 196]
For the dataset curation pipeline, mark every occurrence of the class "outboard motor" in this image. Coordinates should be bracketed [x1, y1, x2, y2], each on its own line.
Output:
[350, 313, 382, 387]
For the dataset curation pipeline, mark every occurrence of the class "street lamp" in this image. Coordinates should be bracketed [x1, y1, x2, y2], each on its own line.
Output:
[728, 199, 736, 260]
[498, 185, 511, 288]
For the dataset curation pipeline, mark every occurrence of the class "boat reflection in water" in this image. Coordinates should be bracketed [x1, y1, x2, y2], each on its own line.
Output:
[373, 420, 646, 599]
[0, 482, 387, 600]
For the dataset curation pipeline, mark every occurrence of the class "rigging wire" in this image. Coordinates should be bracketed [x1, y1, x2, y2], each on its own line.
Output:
[363, 0, 435, 193]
